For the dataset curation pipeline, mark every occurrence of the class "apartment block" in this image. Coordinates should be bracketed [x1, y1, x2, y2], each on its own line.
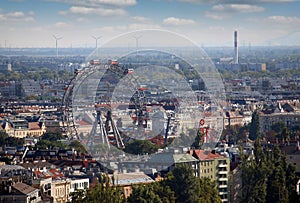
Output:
[190, 150, 230, 202]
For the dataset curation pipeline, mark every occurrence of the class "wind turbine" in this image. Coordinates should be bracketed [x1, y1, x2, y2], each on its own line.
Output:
[133, 35, 142, 49]
[92, 35, 102, 49]
[53, 35, 63, 58]
[133, 35, 142, 55]
[92, 35, 101, 57]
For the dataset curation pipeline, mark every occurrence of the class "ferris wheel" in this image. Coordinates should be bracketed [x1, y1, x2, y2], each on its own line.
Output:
[62, 30, 225, 159]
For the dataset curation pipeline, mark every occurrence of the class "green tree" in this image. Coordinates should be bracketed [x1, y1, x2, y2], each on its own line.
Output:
[249, 110, 260, 140]
[69, 189, 86, 203]
[240, 139, 267, 203]
[191, 129, 204, 149]
[0, 131, 9, 145]
[124, 140, 159, 155]
[163, 164, 222, 203]
[240, 141, 298, 203]
[198, 177, 222, 203]
[271, 122, 286, 135]
[41, 131, 64, 141]
[35, 139, 67, 150]
[164, 164, 198, 203]
[266, 146, 288, 203]
[82, 173, 124, 203]
[69, 140, 87, 154]
[127, 183, 163, 203]
[0, 131, 24, 147]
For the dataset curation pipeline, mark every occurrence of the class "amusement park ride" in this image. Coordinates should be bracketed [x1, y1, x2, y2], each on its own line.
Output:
[61, 58, 179, 153]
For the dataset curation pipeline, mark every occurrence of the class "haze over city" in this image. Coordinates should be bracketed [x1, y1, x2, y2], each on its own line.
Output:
[1, 0, 300, 48]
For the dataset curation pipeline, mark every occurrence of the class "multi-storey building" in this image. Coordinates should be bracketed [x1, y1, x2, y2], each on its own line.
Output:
[0, 119, 46, 138]
[259, 112, 300, 134]
[146, 149, 199, 177]
[189, 150, 230, 203]
[19, 79, 42, 97]
[70, 178, 89, 193]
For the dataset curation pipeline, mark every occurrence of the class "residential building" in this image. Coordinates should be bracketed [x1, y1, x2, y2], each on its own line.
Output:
[0, 119, 46, 138]
[282, 143, 300, 175]
[190, 150, 230, 203]
[19, 79, 42, 97]
[52, 178, 71, 203]
[111, 172, 154, 198]
[259, 112, 300, 134]
[0, 81, 16, 97]
[33, 168, 71, 203]
[70, 177, 89, 193]
[0, 182, 42, 203]
[146, 149, 199, 177]
[0, 164, 33, 193]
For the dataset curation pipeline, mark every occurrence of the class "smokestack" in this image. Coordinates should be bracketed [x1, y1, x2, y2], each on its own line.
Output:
[234, 30, 238, 64]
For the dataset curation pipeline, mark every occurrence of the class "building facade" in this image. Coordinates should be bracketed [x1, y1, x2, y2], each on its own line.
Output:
[259, 112, 300, 134]
[190, 150, 230, 202]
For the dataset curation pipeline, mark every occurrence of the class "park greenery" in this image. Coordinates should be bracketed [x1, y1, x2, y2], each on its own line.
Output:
[123, 140, 159, 155]
[35, 131, 87, 153]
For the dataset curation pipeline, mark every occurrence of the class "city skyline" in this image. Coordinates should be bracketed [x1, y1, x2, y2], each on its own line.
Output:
[1, 0, 300, 48]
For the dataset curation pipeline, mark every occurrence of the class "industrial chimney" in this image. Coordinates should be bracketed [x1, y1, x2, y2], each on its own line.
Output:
[234, 30, 238, 64]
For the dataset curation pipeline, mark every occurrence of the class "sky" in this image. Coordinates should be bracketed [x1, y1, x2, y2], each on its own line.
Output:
[1, 0, 300, 48]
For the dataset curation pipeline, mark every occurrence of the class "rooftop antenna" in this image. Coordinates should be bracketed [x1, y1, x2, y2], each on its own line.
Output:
[53, 35, 63, 58]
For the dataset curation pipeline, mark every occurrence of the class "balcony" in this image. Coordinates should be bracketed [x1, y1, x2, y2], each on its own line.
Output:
[218, 177, 228, 181]
[218, 163, 227, 168]
[219, 191, 228, 195]
[219, 184, 227, 188]
[218, 170, 227, 175]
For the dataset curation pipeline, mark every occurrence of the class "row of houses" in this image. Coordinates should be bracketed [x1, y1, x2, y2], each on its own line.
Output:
[0, 146, 232, 203]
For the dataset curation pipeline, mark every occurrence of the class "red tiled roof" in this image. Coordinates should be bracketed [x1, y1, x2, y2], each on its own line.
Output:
[33, 169, 65, 179]
[190, 149, 223, 160]
[29, 122, 41, 130]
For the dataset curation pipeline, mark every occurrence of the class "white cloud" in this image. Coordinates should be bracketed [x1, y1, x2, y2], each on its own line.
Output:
[266, 15, 300, 24]
[0, 11, 35, 22]
[61, 6, 127, 16]
[177, 0, 297, 4]
[208, 26, 225, 31]
[128, 23, 161, 30]
[163, 17, 196, 26]
[28, 11, 35, 16]
[212, 4, 265, 13]
[54, 22, 72, 28]
[131, 16, 150, 23]
[49, 0, 137, 7]
[204, 11, 227, 20]
[76, 17, 89, 23]
[6, 11, 25, 17]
